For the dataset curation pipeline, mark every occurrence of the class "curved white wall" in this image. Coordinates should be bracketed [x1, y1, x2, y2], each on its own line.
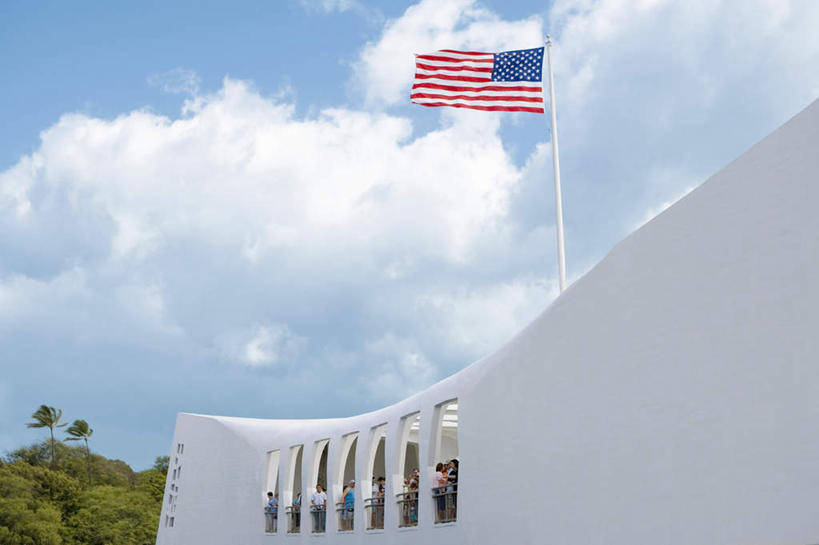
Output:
[156, 98, 819, 545]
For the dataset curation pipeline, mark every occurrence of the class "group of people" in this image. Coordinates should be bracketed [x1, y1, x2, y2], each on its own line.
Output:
[264, 490, 302, 533]
[397, 459, 459, 526]
[432, 459, 459, 523]
[265, 460, 458, 534]
[399, 468, 420, 526]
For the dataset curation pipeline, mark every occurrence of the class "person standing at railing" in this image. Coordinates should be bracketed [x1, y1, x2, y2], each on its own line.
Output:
[294, 492, 302, 531]
[376, 477, 385, 528]
[447, 459, 458, 520]
[311, 485, 326, 532]
[432, 463, 448, 523]
[447, 459, 458, 485]
[408, 474, 419, 525]
[370, 479, 380, 529]
[340, 483, 350, 530]
[265, 491, 278, 532]
[341, 480, 355, 530]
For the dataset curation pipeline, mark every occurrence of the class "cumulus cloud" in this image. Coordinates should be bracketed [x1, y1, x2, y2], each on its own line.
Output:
[215, 323, 307, 368]
[0, 75, 550, 404]
[364, 334, 438, 401]
[3, 0, 819, 468]
[416, 278, 555, 357]
[551, 0, 819, 115]
[525, 0, 819, 274]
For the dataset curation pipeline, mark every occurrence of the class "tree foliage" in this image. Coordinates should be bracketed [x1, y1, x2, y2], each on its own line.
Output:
[64, 420, 94, 486]
[26, 405, 67, 469]
[2, 441, 165, 545]
[0, 466, 65, 545]
[67, 486, 159, 545]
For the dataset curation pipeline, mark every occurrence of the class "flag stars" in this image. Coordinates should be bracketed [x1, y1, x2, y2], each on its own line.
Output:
[491, 47, 543, 82]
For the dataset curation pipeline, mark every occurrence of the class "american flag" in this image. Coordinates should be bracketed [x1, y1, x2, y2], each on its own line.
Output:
[411, 47, 545, 114]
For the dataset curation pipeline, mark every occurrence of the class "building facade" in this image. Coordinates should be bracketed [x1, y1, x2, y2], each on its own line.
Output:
[156, 99, 819, 545]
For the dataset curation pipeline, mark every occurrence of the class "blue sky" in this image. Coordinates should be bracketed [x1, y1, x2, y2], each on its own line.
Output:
[2, 0, 818, 469]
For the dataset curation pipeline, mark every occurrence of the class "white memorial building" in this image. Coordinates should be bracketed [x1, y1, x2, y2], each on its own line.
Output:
[155, 99, 819, 545]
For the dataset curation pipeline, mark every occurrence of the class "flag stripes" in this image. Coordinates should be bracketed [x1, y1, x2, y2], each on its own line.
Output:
[411, 47, 545, 114]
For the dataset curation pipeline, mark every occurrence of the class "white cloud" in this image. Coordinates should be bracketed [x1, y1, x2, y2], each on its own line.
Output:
[550, 0, 819, 116]
[238, 324, 306, 367]
[364, 334, 438, 401]
[4, 0, 819, 430]
[0, 73, 551, 399]
[416, 278, 555, 357]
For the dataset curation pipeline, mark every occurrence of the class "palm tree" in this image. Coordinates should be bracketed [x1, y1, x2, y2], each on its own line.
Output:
[65, 419, 94, 486]
[26, 405, 67, 468]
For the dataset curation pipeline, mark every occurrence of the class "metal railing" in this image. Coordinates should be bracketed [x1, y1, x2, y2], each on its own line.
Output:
[396, 491, 418, 527]
[432, 483, 457, 524]
[263, 508, 278, 533]
[285, 505, 300, 534]
[364, 497, 384, 530]
[335, 501, 354, 531]
[310, 505, 327, 533]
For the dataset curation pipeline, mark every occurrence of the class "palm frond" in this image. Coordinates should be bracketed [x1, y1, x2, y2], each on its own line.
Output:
[66, 419, 93, 440]
[27, 405, 60, 429]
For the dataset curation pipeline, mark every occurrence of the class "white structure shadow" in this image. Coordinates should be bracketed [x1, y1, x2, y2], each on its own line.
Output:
[156, 99, 819, 545]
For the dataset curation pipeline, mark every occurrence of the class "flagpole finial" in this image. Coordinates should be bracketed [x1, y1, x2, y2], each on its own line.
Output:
[546, 34, 552, 45]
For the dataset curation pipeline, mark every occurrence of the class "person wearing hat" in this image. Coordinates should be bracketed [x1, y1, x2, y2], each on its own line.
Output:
[341, 480, 355, 531]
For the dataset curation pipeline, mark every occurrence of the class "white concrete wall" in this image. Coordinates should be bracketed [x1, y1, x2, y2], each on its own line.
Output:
[156, 98, 819, 545]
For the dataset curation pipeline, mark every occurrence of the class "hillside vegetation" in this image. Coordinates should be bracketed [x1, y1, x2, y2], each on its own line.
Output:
[1, 406, 165, 545]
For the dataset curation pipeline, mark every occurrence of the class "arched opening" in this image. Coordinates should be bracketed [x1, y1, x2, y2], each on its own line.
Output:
[263, 450, 280, 533]
[396, 412, 420, 527]
[366, 424, 387, 530]
[310, 439, 329, 533]
[335, 432, 358, 532]
[286, 445, 303, 534]
[432, 400, 458, 523]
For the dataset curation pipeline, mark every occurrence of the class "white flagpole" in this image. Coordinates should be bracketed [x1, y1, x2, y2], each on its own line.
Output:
[545, 34, 567, 292]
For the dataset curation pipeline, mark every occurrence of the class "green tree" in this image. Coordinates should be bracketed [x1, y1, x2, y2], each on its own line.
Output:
[8, 441, 136, 487]
[67, 485, 159, 545]
[2, 461, 83, 517]
[64, 419, 94, 486]
[135, 468, 167, 505]
[135, 456, 169, 504]
[0, 465, 65, 545]
[152, 456, 170, 474]
[26, 405, 67, 469]
[2, 437, 166, 545]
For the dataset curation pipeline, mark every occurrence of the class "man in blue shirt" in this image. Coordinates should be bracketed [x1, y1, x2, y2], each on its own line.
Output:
[265, 492, 278, 533]
[342, 480, 355, 531]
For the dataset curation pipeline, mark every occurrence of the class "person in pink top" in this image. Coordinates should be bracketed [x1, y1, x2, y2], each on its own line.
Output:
[433, 462, 449, 522]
